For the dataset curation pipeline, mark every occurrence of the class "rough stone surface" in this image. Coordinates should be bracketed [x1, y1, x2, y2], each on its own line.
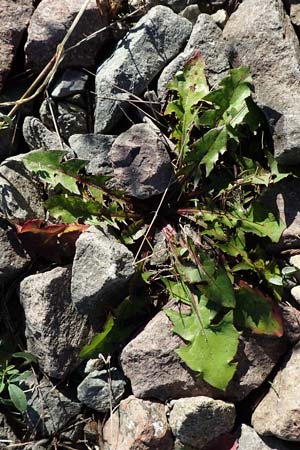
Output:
[110, 123, 174, 199]
[290, 1, 300, 28]
[71, 226, 134, 320]
[23, 116, 67, 151]
[51, 69, 88, 98]
[0, 1, 33, 93]
[252, 343, 300, 441]
[0, 153, 45, 221]
[25, 0, 110, 74]
[25, 377, 81, 438]
[94, 6, 192, 133]
[24, 441, 48, 450]
[179, 5, 201, 24]
[237, 424, 296, 450]
[290, 286, 300, 306]
[102, 395, 173, 450]
[157, 13, 230, 98]
[19, 266, 92, 379]
[260, 179, 300, 250]
[77, 367, 126, 413]
[69, 133, 115, 175]
[279, 301, 300, 344]
[211, 8, 228, 28]
[169, 396, 235, 449]
[120, 308, 287, 402]
[0, 218, 30, 283]
[56, 108, 87, 141]
[223, 0, 300, 165]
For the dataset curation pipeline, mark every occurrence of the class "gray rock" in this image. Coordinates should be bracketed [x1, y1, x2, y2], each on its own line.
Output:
[94, 6, 192, 133]
[77, 367, 126, 413]
[68, 133, 115, 175]
[237, 424, 295, 450]
[23, 116, 66, 151]
[71, 226, 134, 320]
[110, 123, 174, 199]
[157, 13, 230, 98]
[19, 266, 92, 379]
[168, 396, 235, 449]
[0, 218, 30, 283]
[0, 1, 33, 93]
[120, 308, 287, 402]
[223, 0, 300, 165]
[211, 8, 228, 28]
[252, 343, 300, 441]
[290, 286, 300, 305]
[179, 5, 201, 24]
[51, 69, 88, 98]
[0, 153, 45, 221]
[290, 1, 300, 29]
[129, 0, 227, 14]
[279, 301, 300, 344]
[25, 377, 81, 438]
[102, 395, 173, 450]
[25, 0, 110, 74]
[56, 110, 87, 141]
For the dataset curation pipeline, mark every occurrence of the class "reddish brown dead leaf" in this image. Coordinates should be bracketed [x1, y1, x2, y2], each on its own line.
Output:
[16, 219, 88, 263]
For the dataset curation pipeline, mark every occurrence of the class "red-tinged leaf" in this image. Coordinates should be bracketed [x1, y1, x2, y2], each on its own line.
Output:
[203, 433, 238, 450]
[16, 219, 88, 263]
[235, 282, 283, 337]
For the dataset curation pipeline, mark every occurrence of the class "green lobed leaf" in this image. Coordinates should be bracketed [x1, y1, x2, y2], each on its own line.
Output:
[235, 286, 283, 336]
[23, 150, 83, 195]
[79, 316, 115, 359]
[201, 267, 236, 308]
[45, 194, 100, 223]
[165, 52, 209, 160]
[8, 384, 27, 412]
[166, 296, 240, 391]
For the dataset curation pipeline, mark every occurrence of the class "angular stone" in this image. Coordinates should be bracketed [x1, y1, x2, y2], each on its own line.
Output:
[71, 226, 134, 321]
[168, 396, 235, 449]
[179, 5, 201, 24]
[25, 0, 110, 74]
[157, 13, 230, 98]
[290, 1, 300, 28]
[120, 308, 287, 402]
[25, 376, 81, 438]
[94, 5, 192, 133]
[102, 395, 173, 450]
[56, 109, 87, 141]
[0, 153, 45, 221]
[237, 424, 295, 450]
[0, 1, 33, 93]
[23, 116, 66, 151]
[211, 8, 228, 28]
[110, 123, 174, 199]
[51, 69, 88, 98]
[77, 368, 126, 413]
[0, 218, 30, 283]
[19, 266, 92, 379]
[278, 301, 300, 344]
[69, 133, 115, 175]
[252, 343, 300, 441]
[223, 0, 300, 164]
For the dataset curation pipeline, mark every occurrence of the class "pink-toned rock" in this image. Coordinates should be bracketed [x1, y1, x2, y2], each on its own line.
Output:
[120, 308, 287, 402]
[102, 395, 173, 450]
[0, 0, 33, 93]
[25, 0, 110, 74]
